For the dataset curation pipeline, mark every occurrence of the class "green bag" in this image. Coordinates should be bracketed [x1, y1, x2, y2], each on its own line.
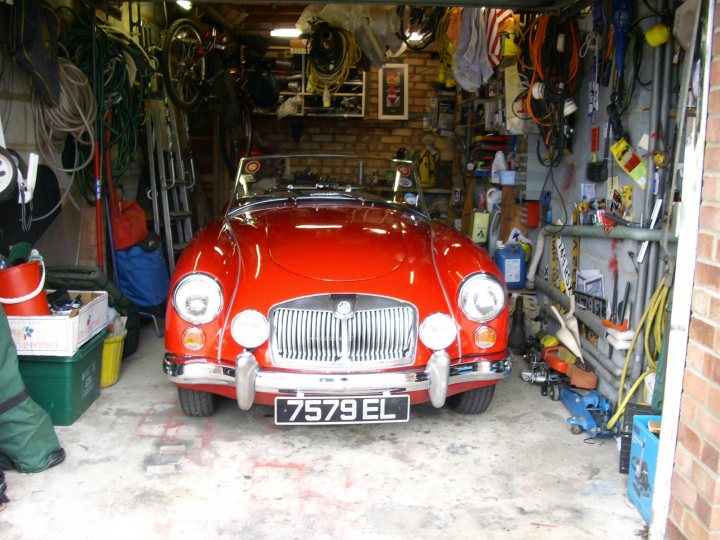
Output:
[0, 305, 65, 473]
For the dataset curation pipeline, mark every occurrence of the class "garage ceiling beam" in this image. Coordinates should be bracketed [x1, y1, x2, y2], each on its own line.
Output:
[144, 1, 592, 18]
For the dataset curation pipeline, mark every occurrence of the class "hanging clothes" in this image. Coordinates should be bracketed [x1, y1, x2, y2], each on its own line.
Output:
[453, 7, 493, 92]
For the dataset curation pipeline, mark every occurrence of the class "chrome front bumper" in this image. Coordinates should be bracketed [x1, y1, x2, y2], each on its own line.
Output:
[164, 351, 513, 410]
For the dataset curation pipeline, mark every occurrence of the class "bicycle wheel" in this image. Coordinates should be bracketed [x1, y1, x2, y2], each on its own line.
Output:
[219, 100, 252, 175]
[161, 18, 205, 110]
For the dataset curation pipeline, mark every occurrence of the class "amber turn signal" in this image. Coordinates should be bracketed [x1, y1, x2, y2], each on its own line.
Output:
[474, 326, 497, 349]
[182, 327, 205, 350]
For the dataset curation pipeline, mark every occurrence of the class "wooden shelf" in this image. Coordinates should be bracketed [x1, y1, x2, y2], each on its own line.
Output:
[460, 94, 505, 105]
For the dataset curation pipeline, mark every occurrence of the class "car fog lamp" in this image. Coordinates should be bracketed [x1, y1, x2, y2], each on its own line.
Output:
[474, 326, 497, 349]
[173, 274, 223, 324]
[231, 310, 270, 349]
[459, 273, 506, 322]
[419, 313, 457, 351]
[182, 327, 205, 350]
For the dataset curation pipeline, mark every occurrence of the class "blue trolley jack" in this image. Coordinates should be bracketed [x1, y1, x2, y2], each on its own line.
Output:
[559, 386, 617, 438]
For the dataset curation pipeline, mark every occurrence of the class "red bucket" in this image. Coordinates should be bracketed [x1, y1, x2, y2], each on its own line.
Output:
[0, 260, 51, 316]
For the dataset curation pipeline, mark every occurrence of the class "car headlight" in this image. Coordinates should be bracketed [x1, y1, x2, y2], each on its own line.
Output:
[172, 274, 223, 324]
[458, 273, 506, 322]
[231, 310, 270, 348]
[419, 313, 457, 351]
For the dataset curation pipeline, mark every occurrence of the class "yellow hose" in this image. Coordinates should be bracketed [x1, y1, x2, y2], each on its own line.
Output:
[606, 277, 670, 430]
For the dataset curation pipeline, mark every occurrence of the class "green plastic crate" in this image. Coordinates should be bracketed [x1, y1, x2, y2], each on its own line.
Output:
[18, 328, 108, 426]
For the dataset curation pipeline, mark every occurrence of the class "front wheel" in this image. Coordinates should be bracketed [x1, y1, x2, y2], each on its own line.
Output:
[161, 18, 205, 110]
[446, 385, 495, 414]
[178, 387, 218, 417]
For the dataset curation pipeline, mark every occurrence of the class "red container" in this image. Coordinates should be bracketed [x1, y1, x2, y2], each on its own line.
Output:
[522, 201, 540, 228]
[0, 260, 51, 316]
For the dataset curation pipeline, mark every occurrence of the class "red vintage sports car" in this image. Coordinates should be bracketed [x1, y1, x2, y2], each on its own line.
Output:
[164, 154, 511, 425]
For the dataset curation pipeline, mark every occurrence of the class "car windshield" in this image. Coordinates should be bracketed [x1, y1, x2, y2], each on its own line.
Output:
[226, 154, 430, 219]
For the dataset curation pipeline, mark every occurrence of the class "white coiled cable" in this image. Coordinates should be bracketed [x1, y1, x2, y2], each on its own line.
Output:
[32, 57, 97, 173]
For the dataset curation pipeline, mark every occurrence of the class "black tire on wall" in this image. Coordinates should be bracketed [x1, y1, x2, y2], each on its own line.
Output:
[0, 147, 18, 204]
[178, 387, 218, 417]
[446, 385, 495, 414]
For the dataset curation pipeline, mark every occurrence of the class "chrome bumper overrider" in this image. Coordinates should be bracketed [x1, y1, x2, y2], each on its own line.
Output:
[163, 351, 513, 411]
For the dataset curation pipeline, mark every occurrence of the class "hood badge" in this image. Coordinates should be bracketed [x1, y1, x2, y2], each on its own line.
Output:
[333, 296, 356, 320]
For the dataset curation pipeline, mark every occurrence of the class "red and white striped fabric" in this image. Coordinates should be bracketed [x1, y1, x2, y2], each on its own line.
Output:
[484, 8, 513, 68]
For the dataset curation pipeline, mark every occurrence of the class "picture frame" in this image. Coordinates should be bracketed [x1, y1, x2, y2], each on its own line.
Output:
[378, 63, 409, 120]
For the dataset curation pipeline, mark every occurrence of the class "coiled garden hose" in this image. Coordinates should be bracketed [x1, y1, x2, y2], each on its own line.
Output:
[306, 25, 361, 100]
[58, 7, 153, 202]
[606, 260, 674, 430]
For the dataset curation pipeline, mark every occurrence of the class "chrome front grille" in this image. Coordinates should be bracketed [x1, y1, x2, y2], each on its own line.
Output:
[270, 295, 417, 370]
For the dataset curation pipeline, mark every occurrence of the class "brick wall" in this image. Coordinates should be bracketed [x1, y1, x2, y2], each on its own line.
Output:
[666, 5, 720, 538]
[252, 52, 438, 167]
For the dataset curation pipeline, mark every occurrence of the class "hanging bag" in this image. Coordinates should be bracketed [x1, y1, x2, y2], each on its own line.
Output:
[12, 0, 61, 106]
[106, 180, 148, 251]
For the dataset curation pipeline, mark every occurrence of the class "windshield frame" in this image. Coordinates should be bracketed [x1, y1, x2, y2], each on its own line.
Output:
[224, 153, 431, 220]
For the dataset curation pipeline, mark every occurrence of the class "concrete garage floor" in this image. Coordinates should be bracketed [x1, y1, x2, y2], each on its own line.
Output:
[2, 326, 646, 540]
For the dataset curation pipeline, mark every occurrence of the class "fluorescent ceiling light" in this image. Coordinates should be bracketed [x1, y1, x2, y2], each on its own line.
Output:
[176, 0, 192, 10]
[270, 28, 301, 38]
[408, 32, 425, 42]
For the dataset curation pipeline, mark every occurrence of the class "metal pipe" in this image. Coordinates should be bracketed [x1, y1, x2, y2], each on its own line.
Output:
[539, 303, 622, 382]
[582, 351, 619, 389]
[642, 20, 667, 338]
[630, 3, 666, 381]
[541, 224, 673, 241]
[535, 277, 613, 337]
[526, 225, 676, 290]
[598, 379, 619, 404]
[580, 336, 623, 377]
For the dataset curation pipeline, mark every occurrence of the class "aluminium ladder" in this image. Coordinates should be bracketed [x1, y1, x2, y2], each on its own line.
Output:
[144, 74, 197, 275]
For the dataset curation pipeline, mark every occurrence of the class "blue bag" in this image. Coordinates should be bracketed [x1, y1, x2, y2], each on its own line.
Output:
[114, 244, 170, 308]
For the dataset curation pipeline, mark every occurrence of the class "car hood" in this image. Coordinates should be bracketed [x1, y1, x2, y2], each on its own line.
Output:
[261, 205, 422, 281]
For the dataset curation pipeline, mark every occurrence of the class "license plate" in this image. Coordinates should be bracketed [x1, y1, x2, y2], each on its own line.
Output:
[274, 395, 410, 425]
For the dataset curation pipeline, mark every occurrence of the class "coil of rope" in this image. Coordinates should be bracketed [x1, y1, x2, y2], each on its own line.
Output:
[29, 56, 97, 221]
[306, 24, 361, 100]
[32, 57, 97, 173]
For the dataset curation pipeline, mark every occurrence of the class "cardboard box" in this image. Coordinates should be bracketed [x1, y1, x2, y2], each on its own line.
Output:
[8, 290, 108, 356]
[19, 329, 108, 426]
[627, 414, 662, 523]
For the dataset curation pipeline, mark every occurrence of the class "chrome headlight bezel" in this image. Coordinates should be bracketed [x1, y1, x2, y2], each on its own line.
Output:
[172, 273, 224, 325]
[458, 272, 506, 322]
[231, 309, 270, 349]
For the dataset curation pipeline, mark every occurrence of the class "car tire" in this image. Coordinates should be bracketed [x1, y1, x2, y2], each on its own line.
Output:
[446, 385, 495, 414]
[178, 387, 218, 417]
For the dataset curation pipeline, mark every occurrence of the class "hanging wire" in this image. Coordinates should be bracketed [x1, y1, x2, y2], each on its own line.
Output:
[306, 24, 361, 97]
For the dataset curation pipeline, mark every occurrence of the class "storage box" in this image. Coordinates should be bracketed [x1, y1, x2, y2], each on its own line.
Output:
[8, 290, 108, 356]
[471, 212, 489, 244]
[18, 329, 108, 426]
[619, 403, 656, 474]
[627, 414, 662, 523]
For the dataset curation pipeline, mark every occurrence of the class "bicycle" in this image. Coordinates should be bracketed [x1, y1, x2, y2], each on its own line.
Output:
[160, 18, 266, 173]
